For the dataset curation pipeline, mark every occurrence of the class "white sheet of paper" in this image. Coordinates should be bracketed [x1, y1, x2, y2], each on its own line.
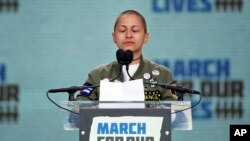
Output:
[99, 79, 145, 108]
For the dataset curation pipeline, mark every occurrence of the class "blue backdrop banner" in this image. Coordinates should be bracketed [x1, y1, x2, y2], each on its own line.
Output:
[0, 0, 249, 141]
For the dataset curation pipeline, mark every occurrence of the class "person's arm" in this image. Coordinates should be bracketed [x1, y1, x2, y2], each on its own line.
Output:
[160, 69, 178, 100]
[75, 73, 98, 101]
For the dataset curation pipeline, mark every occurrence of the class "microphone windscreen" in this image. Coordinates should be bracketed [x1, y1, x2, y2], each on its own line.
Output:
[124, 50, 133, 64]
[116, 49, 124, 64]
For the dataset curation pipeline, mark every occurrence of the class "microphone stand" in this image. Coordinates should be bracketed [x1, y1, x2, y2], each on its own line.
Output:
[67, 90, 77, 101]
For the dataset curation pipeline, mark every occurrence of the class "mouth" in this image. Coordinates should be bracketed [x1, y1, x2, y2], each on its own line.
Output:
[123, 41, 134, 45]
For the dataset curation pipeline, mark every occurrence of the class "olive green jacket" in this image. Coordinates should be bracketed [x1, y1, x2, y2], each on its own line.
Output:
[76, 57, 177, 101]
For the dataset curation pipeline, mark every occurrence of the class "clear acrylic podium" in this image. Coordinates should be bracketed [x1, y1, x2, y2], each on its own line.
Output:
[61, 101, 192, 141]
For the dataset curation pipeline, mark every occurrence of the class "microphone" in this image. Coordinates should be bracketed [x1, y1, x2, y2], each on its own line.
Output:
[116, 49, 125, 65]
[48, 86, 85, 93]
[124, 50, 134, 80]
[124, 50, 133, 70]
[116, 49, 133, 66]
[110, 49, 124, 82]
[158, 84, 201, 94]
[115, 49, 134, 81]
[124, 50, 133, 65]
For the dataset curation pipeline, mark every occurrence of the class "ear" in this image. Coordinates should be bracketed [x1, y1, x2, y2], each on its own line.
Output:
[112, 32, 116, 43]
[143, 33, 149, 44]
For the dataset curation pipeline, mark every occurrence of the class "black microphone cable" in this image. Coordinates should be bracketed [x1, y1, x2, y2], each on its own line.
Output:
[46, 90, 80, 115]
[125, 67, 135, 80]
[171, 93, 202, 114]
[46, 84, 99, 115]
[110, 64, 122, 82]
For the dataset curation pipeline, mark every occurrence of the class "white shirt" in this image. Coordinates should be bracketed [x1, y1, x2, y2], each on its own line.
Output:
[122, 64, 139, 81]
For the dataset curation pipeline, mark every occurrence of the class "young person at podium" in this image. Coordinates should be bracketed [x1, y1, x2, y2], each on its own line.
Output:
[76, 10, 178, 101]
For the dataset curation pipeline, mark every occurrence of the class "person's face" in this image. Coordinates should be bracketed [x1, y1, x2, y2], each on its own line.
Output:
[112, 14, 149, 55]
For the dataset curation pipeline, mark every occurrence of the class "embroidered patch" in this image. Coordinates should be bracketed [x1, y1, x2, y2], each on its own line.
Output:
[144, 90, 161, 100]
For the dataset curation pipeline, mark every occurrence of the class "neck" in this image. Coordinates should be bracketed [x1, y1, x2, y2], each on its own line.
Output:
[130, 55, 141, 64]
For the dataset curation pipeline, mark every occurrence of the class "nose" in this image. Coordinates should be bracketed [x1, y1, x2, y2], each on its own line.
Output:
[125, 30, 133, 38]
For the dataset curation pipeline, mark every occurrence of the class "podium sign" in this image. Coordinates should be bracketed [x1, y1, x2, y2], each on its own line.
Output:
[60, 101, 192, 140]
[79, 108, 171, 141]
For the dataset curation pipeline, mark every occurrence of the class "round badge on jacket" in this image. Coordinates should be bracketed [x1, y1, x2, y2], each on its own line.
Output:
[143, 73, 150, 79]
[152, 70, 160, 76]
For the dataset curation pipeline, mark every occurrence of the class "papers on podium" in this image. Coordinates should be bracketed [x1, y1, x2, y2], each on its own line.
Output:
[99, 79, 145, 108]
